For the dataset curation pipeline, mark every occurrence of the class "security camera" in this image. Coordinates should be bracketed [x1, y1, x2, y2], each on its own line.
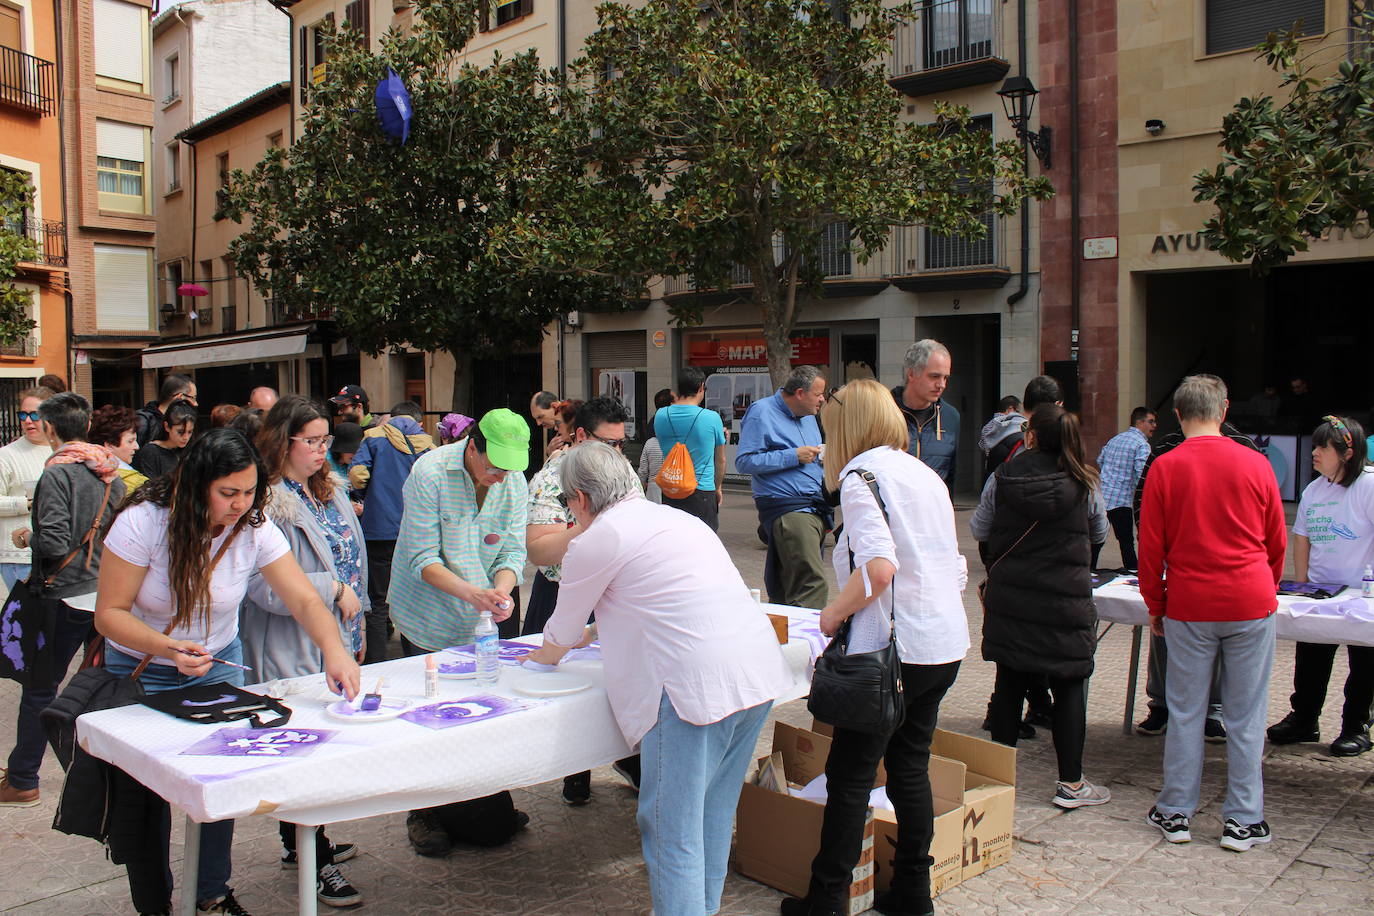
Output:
[1145, 119, 1165, 136]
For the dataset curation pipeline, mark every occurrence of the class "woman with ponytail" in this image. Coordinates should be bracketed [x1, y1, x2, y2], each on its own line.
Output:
[94, 428, 360, 916]
[970, 403, 1110, 810]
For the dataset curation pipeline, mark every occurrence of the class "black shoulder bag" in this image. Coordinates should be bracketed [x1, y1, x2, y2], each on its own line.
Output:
[808, 469, 905, 736]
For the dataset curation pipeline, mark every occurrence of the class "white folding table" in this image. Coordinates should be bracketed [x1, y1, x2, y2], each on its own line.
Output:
[1092, 577, 1374, 734]
[77, 618, 821, 916]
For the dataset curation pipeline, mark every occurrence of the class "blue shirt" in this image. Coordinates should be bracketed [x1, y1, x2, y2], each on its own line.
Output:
[735, 391, 824, 499]
[653, 404, 727, 492]
[1097, 426, 1151, 510]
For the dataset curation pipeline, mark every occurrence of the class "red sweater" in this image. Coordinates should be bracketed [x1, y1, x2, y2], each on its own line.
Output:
[1138, 435, 1285, 621]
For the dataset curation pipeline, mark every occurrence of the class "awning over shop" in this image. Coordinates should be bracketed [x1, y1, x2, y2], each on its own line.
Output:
[141, 329, 310, 370]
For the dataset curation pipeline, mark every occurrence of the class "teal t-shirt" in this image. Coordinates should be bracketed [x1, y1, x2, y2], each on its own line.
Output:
[653, 404, 727, 492]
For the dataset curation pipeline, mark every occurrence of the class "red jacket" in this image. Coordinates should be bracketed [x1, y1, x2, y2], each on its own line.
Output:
[1138, 435, 1285, 621]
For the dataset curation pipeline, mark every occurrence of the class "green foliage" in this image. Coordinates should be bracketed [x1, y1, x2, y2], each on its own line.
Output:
[503, 0, 1052, 384]
[223, 0, 630, 384]
[1194, 2, 1374, 270]
[0, 170, 39, 347]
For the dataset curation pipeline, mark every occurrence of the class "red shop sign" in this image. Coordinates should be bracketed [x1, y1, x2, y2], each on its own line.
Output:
[688, 336, 830, 367]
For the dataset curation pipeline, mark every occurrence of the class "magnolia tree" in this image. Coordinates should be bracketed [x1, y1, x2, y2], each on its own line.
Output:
[222, 0, 630, 410]
[504, 0, 1052, 386]
[0, 170, 38, 347]
[1195, 2, 1374, 269]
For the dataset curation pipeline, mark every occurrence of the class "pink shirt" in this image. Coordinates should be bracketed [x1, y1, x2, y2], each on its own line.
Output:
[546, 496, 793, 747]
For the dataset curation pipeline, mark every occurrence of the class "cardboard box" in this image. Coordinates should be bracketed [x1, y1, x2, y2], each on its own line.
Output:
[812, 720, 1018, 883]
[931, 728, 1017, 879]
[734, 723, 963, 907]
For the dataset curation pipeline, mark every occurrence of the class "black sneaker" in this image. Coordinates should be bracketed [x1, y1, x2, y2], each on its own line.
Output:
[1205, 718, 1228, 743]
[1329, 728, 1372, 757]
[562, 771, 592, 806]
[282, 842, 357, 869]
[1135, 708, 1168, 736]
[612, 755, 641, 791]
[1267, 711, 1320, 745]
[406, 809, 451, 858]
[1147, 805, 1191, 843]
[1025, 708, 1054, 729]
[1220, 817, 1272, 852]
[316, 864, 362, 908]
[197, 890, 252, 915]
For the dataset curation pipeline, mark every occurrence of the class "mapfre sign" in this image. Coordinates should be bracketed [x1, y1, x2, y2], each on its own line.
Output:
[688, 336, 830, 367]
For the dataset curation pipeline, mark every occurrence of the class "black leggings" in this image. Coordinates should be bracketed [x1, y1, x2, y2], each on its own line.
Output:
[989, 665, 1087, 783]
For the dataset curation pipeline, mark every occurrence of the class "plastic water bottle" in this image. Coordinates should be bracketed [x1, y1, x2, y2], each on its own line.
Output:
[1363, 566, 1374, 599]
[475, 611, 500, 687]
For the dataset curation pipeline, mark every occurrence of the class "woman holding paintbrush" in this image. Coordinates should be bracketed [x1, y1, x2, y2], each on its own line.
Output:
[95, 428, 359, 916]
[240, 396, 368, 907]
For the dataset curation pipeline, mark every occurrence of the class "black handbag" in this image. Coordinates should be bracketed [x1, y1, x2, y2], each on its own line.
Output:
[0, 477, 114, 687]
[807, 469, 905, 736]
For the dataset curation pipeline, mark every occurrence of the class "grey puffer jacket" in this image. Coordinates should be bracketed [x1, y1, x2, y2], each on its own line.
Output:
[239, 477, 369, 682]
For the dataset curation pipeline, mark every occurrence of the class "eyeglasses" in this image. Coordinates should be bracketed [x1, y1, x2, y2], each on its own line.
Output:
[1322, 415, 1353, 451]
[17, 411, 39, 422]
[556, 490, 583, 510]
[290, 435, 335, 452]
[828, 391, 843, 406]
[588, 431, 626, 450]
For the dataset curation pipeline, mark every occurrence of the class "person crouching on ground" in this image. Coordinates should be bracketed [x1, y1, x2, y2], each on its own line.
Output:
[527, 442, 791, 916]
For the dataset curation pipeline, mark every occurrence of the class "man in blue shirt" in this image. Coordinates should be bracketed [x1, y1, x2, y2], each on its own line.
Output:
[654, 367, 727, 531]
[1096, 406, 1156, 572]
[890, 339, 960, 490]
[737, 366, 831, 609]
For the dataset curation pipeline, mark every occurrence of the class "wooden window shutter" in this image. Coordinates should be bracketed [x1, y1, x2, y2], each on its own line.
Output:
[298, 26, 308, 103]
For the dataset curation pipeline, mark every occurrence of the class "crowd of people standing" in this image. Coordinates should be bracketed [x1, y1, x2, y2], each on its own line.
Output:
[0, 347, 1369, 916]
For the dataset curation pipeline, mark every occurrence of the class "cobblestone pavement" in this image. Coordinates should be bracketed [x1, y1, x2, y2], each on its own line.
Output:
[2, 489, 1371, 914]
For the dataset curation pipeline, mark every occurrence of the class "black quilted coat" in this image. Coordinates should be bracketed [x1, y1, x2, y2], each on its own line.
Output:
[980, 449, 1097, 679]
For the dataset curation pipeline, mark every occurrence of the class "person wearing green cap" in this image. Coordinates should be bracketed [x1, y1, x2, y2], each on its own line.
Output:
[388, 407, 532, 857]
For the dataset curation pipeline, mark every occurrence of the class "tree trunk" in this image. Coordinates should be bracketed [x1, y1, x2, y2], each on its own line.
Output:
[449, 349, 474, 414]
[758, 256, 804, 390]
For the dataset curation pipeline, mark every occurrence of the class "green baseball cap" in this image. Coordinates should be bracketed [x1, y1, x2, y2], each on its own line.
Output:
[477, 408, 531, 472]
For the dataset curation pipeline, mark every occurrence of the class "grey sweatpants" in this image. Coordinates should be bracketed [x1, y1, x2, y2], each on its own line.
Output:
[1157, 615, 1276, 825]
[1145, 631, 1224, 721]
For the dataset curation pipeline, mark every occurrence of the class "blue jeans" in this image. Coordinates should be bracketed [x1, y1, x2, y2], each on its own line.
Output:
[6, 599, 93, 790]
[1, 562, 29, 590]
[107, 639, 244, 905]
[638, 692, 772, 916]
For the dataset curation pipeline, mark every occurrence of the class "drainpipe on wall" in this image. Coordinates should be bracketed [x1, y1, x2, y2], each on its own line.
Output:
[184, 134, 198, 340]
[53, 0, 75, 388]
[1067, 0, 1080, 361]
[1006, 0, 1031, 308]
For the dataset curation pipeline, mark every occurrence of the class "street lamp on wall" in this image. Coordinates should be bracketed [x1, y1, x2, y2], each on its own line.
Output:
[997, 75, 1052, 170]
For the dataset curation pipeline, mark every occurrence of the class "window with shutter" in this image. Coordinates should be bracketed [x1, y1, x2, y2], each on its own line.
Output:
[345, 0, 371, 47]
[94, 245, 154, 331]
[96, 120, 149, 213]
[93, 0, 147, 90]
[1205, 0, 1324, 55]
[586, 331, 647, 368]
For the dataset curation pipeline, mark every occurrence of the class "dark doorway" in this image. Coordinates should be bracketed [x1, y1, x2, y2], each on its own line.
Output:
[913, 312, 1001, 499]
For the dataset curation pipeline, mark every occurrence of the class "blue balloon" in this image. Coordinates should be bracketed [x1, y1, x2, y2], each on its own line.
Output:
[375, 68, 412, 145]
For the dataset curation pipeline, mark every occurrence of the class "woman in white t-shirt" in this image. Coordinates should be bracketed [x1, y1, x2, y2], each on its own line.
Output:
[1268, 415, 1374, 758]
[95, 428, 361, 916]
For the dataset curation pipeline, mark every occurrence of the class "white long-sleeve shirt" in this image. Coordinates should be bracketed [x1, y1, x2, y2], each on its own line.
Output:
[833, 446, 970, 665]
[0, 437, 51, 565]
[546, 496, 793, 747]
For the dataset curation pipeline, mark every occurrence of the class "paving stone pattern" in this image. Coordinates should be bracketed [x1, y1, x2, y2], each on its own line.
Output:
[2, 493, 1370, 914]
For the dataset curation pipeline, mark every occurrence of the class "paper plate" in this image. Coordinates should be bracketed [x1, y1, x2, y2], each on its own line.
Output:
[324, 698, 412, 723]
[436, 659, 478, 680]
[510, 671, 593, 698]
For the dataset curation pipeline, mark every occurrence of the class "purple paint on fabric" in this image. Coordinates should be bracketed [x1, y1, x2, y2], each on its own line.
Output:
[399, 695, 540, 730]
[1, 600, 25, 671]
[181, 694, 240, 708]
[179, 727, 337, 758]
[437, 657, 477, 675]
[564, 643, 602, 662]
[443, 641, 536, 666]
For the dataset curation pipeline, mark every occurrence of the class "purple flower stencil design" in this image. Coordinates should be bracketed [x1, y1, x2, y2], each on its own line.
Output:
[1, 599, 25, 672]
[179, 727, 337, 758]
[399, 695, 541, 730]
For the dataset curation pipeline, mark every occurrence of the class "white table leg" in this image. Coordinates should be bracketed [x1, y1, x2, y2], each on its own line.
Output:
[1123, 624, 1143, 735]
[297, 823, 318, 916]
[180, 816, 201, 916]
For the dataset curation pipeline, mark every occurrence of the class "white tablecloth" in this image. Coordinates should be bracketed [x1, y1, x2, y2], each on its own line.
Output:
[1093, 578, 1374, 648]
[77, 624, 818, 826]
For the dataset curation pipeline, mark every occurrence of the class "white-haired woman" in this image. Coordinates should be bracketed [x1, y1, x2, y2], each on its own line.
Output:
[528, 442, 792, 916]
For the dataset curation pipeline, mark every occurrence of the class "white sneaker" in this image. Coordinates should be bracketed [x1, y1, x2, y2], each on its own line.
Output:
[1052, 778, 1112, 809]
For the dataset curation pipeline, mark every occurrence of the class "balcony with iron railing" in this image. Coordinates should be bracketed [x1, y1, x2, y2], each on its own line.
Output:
[0, 45, 58, 116]
[662, 217, 1008, 300]
[888, 0, 1009, 97]
[6, 217, 67, 268]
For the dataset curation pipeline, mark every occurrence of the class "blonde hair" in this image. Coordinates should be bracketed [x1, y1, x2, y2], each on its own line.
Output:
[821, 379, 909, 491]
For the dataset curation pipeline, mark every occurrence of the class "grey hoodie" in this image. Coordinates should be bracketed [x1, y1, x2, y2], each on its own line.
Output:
[979, 411, 1024, 455]
[31, 463, 125, 599]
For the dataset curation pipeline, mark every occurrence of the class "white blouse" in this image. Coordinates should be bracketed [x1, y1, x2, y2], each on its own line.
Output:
[833, 446, 970, 665]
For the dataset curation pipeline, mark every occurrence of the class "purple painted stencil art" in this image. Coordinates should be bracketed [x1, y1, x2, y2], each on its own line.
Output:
[399, 695, 540, 730]
[180, 727, 337, 758]
[1, 599, 24, 672]
[442, 640, 537, 666]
